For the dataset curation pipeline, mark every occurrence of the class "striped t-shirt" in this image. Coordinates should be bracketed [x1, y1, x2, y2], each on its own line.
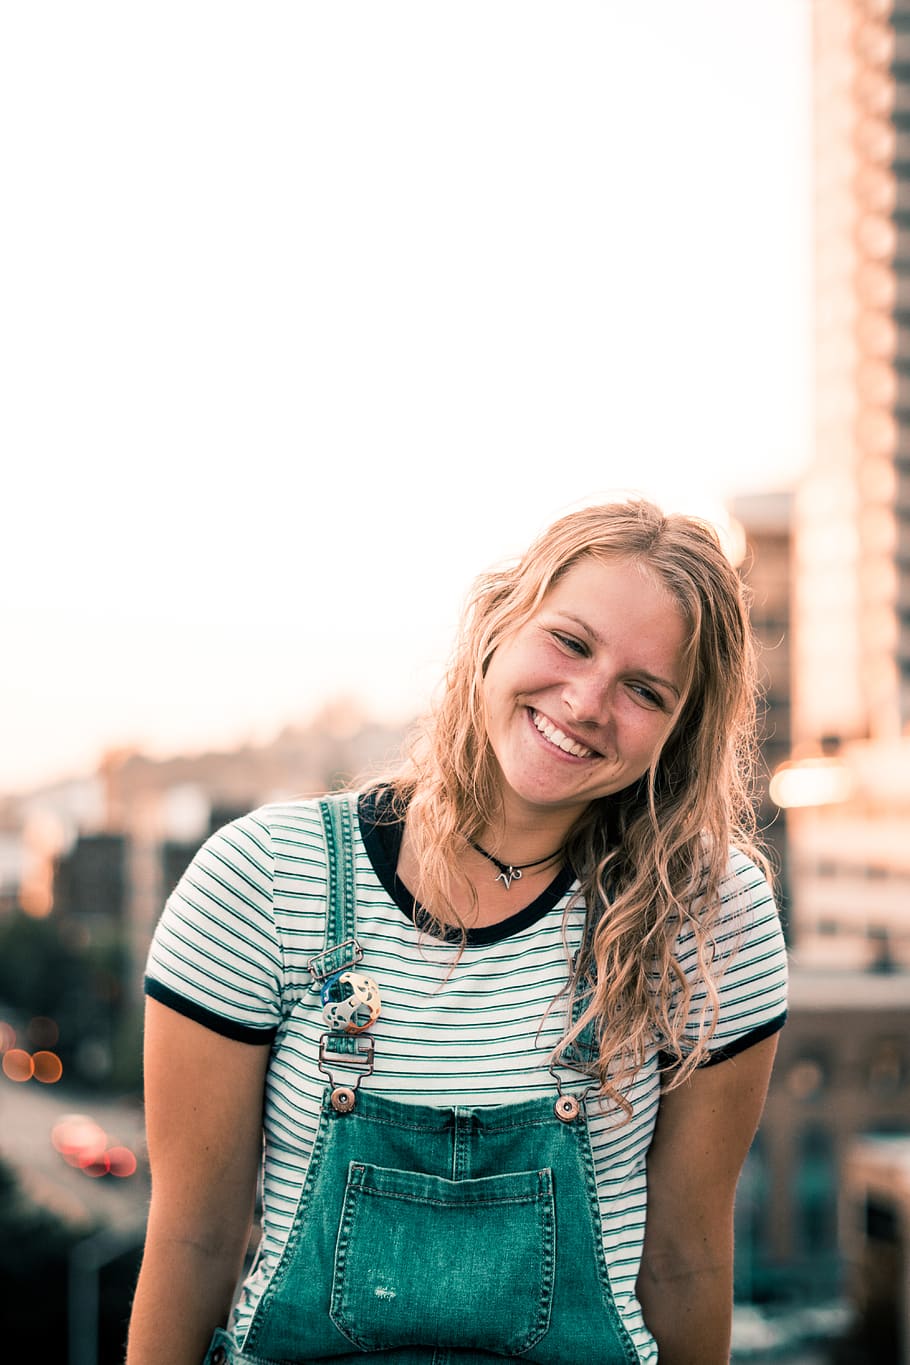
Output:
[145, 788, 788, 1363]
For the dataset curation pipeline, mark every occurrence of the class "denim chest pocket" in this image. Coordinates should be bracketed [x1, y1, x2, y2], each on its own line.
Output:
[330, 1161, 555, 1355]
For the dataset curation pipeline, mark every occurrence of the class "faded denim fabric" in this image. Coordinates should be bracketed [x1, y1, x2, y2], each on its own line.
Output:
[210, 1089, 639, 1363]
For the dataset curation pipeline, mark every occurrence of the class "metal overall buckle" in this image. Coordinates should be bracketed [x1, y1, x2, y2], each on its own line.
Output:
[318, 1033, 375, 1114]
[306, 937, 364, 992]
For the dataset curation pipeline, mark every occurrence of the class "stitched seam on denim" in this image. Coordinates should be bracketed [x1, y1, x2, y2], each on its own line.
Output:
[331, 1109, 454, 1135]
[507, 1171, 555, 1354]
[471, 1112, 563, 1135]
[330, 1178, 554, 1356]
[573, 1116, 641, 1363]
[355, 1188, 545, 1208]
[333, 1109, 557, 1137]
[243, 1102, 333, 1351]
[329, 1180, 367, 1349]
[319, 795, 357, 954]
[453, 1107, 470, 1180]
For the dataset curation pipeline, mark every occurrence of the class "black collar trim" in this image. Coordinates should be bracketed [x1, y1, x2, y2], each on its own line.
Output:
[357, 785, 577, 946]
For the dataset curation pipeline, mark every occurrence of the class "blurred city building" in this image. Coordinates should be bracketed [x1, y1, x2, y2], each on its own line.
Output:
[741, 966, 910, 1304]
[730, 489, 794, 928]
[778, 734, 910, 968]
[734, 6, 910, 1356]
[803, 0, 910, 747]
[53, 835, 127, 925]
[0, 703, 407, 1020]
[842, 1134, 910, 1363]
[781, 0, 910, 970]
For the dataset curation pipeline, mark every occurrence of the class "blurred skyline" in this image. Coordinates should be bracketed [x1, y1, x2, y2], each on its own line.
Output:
[1, 2, 811, 795]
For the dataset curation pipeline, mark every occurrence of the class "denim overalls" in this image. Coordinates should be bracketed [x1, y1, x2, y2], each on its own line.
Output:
[204, 795, 640, 1365]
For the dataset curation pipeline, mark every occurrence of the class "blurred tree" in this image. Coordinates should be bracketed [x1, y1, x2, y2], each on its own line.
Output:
[0, 911, 140, 1093]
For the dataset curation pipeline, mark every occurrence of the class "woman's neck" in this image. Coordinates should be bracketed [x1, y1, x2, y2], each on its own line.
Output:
[397, 812, 570, 931]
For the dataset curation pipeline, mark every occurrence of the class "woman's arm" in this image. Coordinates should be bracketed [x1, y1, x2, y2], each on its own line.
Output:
[126, 999, 271, 1365]
[636, 1034, 779, 1365]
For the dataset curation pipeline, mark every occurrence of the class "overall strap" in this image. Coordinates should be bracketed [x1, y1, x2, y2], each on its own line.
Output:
[308, 791, 377, 1108]
[549, 922, 600, 1122]
[306, 792, 363, 985]
[559, 976, 598, 1069]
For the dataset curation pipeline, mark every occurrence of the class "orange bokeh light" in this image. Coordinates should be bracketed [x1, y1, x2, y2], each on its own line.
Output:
[2, 1049, 34, 1082]
[32, 1051, 63, 1084]
[0, 1021, 15, 1053]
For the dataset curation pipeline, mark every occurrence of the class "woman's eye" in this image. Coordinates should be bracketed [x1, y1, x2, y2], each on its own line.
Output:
[553, 633, 587, 656]
[630, 683, 663, 707]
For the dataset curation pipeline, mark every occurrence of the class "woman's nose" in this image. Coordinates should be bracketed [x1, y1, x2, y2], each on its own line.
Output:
[562, 674, 611, 727]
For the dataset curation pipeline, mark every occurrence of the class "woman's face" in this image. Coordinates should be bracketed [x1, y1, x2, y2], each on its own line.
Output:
[481, 555, 688, 833]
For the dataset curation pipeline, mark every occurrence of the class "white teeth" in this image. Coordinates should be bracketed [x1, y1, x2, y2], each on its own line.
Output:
[531, 710, 594, 758]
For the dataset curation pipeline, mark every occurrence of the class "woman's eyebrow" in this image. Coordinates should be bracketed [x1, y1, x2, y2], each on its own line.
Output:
[556, 612, 681, 699]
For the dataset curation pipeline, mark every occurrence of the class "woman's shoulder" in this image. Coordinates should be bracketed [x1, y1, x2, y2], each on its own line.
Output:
[673, 841, 784, 964]
[233, 792, 334, 828]
[718, 843, 777, 913]
[215, 792, 356, 849]
[166, 797, 337, 909]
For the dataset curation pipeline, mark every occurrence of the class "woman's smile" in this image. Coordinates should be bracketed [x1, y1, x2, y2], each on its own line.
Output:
[528, 707, 603, 760]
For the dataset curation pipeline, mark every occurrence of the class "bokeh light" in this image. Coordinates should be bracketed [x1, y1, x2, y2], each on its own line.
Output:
[0, 1021, 15, 1053]
[27, 1016, 59, 1049]
[770, 759, 854, 810]
[107, 1146, 138, 1178]
[2, 1049, 35, 1082]
[81, 1151, 112, 1178]
[52, 1114, 107, 1166]
[50, 1115, 137, 1178]
[787, 1059, 826, 1101]
[32, 1051, 63, 1084]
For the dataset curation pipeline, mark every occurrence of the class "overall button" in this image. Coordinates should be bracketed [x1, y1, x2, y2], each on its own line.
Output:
[211, 1348, 227, 1365]
[555, 1094, 581, 1122]
[331, 1085, 356, 1113]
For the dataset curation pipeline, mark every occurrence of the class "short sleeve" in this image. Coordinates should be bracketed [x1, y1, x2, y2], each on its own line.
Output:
[144, 809, 283, 1043]
[667, 849, 789, 1067]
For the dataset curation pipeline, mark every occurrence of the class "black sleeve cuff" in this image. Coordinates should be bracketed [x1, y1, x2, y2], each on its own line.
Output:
[144, 977, 278, 1045]
[658, 1009, 787, 1072]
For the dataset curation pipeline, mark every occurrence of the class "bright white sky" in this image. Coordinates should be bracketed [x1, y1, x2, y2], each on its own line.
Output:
[1, 2, 811, 795]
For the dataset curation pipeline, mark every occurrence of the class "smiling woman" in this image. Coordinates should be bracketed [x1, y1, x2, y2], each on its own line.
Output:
[129, 499, 788, 1365]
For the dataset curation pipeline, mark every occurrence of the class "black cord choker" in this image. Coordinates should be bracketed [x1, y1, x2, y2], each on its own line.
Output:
[468, 839, 564, 890]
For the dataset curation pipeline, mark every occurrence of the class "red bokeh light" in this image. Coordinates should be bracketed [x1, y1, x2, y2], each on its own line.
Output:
[51, 1115, 138, 1178]
[52, 1115, 107, 1166]
[107, 1146, 138, 1178]
[80, 1151, 112, 1178]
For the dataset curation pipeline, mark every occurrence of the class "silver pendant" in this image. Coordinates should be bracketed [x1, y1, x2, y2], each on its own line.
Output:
[495, 865, 522, 889]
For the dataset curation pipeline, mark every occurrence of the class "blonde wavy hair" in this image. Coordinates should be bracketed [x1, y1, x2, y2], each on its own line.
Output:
[379, 499, 767, 1113]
